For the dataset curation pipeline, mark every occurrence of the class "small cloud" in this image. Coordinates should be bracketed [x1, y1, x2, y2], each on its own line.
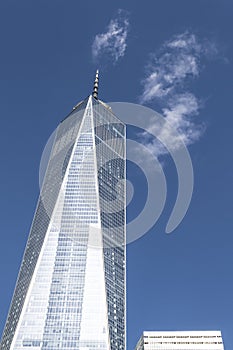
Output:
[140, 94, 205, 158]
[92, 10, 129, 64]
[139, 31, 217, 157]
[140, 32, 205, 104]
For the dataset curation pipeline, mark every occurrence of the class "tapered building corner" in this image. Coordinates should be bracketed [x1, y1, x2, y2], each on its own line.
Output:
[1, 88, 126, 350]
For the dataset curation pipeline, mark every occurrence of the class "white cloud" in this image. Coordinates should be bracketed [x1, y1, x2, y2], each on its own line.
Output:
[140, 93, 204, 158]
[139, 31, 216, 156]
[140, 32, 203, 104]
[92, 10, 129, 64]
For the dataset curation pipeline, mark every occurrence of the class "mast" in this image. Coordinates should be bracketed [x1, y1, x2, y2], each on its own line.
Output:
[92, 69, 99, 99]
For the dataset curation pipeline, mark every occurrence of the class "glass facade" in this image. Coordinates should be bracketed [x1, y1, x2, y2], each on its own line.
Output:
[0, 96, 126, 350]
[135, 331, 224, 350]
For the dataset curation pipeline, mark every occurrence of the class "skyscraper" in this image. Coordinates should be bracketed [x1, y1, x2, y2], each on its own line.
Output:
[1, 72, 126, 350]
[135, 331, 224, 350]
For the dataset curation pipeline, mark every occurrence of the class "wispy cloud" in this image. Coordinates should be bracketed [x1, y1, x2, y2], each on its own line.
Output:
[141, 92, 205, 158]
[139, 31, 217, 156]
[92, 10, 129, 64]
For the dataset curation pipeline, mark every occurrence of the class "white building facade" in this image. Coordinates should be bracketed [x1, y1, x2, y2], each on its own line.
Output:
[1, 87, 126, 350]
[135, 331, 224, 350]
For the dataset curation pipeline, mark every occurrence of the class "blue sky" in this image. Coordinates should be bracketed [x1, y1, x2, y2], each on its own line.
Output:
[0, 0, 233, 349]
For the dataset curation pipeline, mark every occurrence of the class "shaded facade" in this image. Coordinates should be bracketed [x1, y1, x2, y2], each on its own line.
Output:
[1, 94, 126, 350]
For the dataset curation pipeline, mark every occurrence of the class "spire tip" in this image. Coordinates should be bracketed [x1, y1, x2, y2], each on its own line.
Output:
[92, 69, 99, 99]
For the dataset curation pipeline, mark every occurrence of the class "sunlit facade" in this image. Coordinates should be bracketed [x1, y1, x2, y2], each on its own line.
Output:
[135, 331, 224, 350]
[0, 94, 126, 350]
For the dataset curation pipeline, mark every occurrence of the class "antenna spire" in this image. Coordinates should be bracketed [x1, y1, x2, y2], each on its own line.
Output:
[92, 69, 99, 99]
